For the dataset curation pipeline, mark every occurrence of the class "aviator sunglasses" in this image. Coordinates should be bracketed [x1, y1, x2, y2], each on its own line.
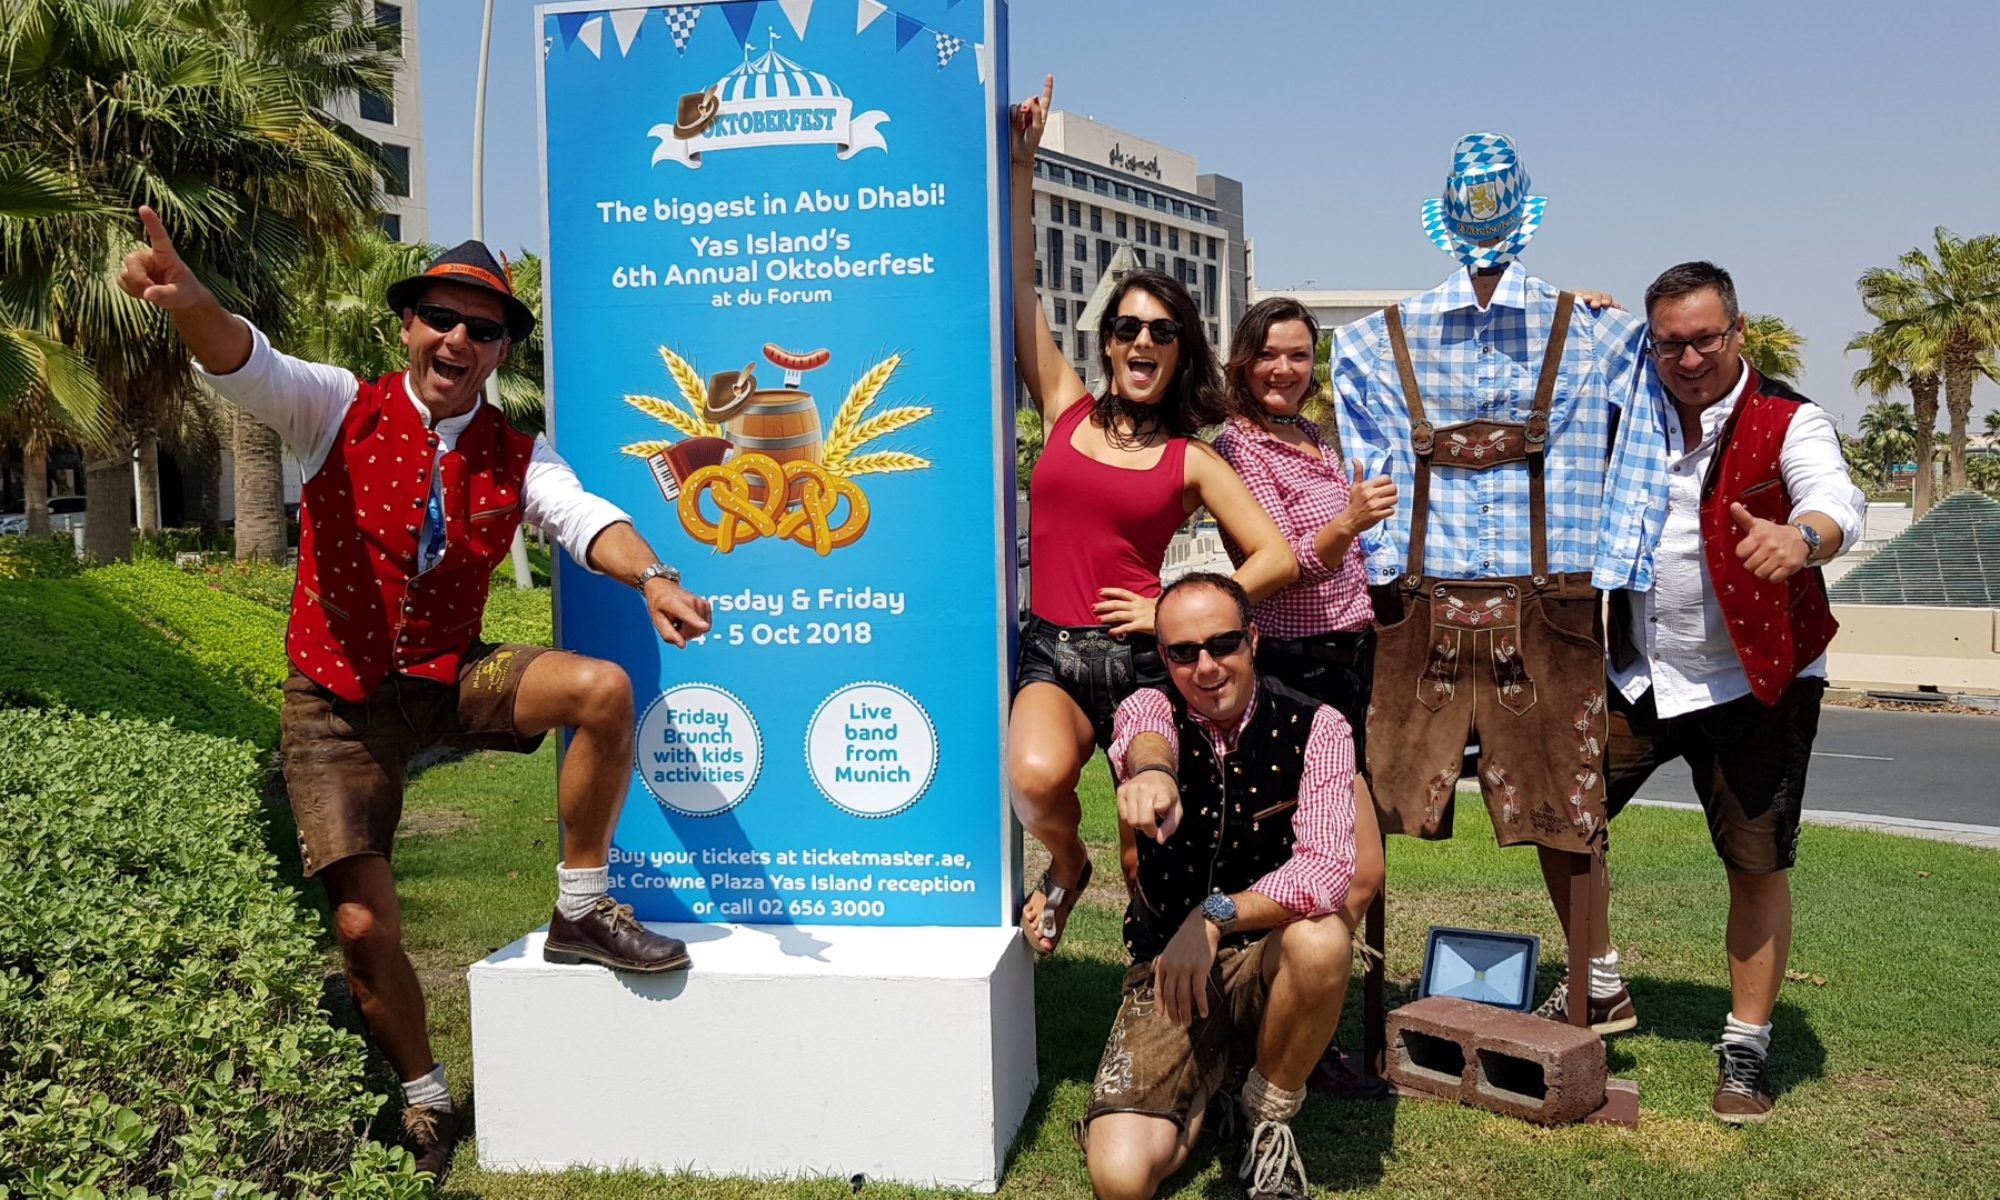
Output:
[414, 302, 509, 344]
[1161, 628, 1250, 665]
[1108, 315, 1182, 345]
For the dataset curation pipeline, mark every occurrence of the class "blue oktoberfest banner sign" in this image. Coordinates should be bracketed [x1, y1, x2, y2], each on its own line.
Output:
[537, 0, 1014, 925]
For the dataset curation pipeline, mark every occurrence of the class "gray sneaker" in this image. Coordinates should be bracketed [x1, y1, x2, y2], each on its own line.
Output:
[1239, 1118, 1310, 1200]
[1532, 976, 1639, 1035]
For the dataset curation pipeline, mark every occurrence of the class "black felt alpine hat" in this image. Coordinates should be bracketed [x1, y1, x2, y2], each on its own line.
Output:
[384, 240, 536, 342]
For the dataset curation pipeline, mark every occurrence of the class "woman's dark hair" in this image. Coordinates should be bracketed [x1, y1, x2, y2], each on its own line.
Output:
[1093, 269, 1226, 438]
[1224, 296, 1322, 424]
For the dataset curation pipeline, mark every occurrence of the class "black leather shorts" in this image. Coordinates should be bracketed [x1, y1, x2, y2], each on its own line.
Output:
[1014, 614, 1166, 750]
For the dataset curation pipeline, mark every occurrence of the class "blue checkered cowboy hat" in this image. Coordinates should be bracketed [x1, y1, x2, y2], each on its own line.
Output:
[1420, 132, 1547, 271]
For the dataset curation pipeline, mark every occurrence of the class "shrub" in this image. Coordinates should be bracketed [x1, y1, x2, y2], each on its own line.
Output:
[0, 709, 419, 1196]
[0, 535, 83, 581]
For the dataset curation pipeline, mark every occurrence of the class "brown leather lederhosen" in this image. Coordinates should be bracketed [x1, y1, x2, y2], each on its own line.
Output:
[1363, 293, 1610, 854]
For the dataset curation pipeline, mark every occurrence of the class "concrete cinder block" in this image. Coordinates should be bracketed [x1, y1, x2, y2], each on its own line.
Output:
[1386, 995, 1606, 1125]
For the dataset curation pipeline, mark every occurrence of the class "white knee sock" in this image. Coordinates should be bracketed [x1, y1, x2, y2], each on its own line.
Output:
[557, 862, 610, 920]
[1721, 1012, 1772, 1057]
[1240, 1067, 1305, 1123]
[402, 1062, 452, 1112]
[1588, 949, 1624, 1000]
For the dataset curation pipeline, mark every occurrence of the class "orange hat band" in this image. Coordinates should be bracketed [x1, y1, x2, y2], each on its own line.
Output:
[425, 262, 512, 295]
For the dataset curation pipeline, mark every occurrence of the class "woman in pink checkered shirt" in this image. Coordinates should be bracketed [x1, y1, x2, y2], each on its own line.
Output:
[1213, 296, 1398, 1098]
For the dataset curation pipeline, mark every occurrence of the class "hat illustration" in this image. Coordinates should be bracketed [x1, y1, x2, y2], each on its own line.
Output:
[673, 85, 720, 140]
[385, 241, 536, 341]
[1420, 132, 1547, 271]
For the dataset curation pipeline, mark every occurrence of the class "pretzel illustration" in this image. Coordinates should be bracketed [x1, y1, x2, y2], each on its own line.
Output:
[773, 461, 870, 555]
[678, 454, 788, 553]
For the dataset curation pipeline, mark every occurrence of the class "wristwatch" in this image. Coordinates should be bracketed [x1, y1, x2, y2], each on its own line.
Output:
[634, 561, 681, 590]
[1791, 522, 1823, 564]
[1200, 892, 1239, 937]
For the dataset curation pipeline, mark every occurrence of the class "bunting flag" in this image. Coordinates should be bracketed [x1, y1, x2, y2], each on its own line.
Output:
[778, 0, 813, 39]
[856, 0, 887, 33]
[722, 1, 760, 50]
[893, 12, 922, 49]
[663, 4, 703, 53]
[933, 30, 964, 70]
[973, 41, 987, 84]
[555, 11, 592, 46]
[610, 8, 647, 55]
[577, 15, 605, 58]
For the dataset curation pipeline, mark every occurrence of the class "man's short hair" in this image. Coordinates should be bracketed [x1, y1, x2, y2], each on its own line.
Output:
[1156, 571, 1252, 629]
[1645, 260, 1740, 323]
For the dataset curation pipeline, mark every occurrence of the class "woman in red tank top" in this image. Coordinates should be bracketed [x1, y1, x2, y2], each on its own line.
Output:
[1009, 78, 1297, 955]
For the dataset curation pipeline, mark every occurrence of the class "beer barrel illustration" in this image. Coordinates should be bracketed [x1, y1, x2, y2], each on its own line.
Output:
[728, 345, 830, 504]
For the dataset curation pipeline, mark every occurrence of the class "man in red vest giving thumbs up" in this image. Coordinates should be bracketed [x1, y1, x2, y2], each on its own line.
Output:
[1597, 261, 1865, 1125]
[120, 206, 713, 1177]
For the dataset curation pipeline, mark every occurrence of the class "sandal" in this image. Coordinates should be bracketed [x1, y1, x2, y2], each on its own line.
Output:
[1022, 857, 1093, 955]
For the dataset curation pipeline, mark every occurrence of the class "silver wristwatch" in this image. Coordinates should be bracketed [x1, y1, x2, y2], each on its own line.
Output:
[1791, 522, 1823, 564]
[634, 561, 681, 590]
[1200, 892, 1239, 937]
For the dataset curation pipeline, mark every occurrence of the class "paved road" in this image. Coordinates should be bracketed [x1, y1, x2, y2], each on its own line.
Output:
[1625, 706, 2000, 828]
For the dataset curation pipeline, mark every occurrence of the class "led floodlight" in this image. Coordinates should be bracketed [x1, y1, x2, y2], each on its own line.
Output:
[1418, 925, 1541, 1012]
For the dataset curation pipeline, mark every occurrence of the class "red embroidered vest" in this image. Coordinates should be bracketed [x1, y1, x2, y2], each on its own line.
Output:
[287, 374, 535, 701]
[1697, 369, 1839, 706]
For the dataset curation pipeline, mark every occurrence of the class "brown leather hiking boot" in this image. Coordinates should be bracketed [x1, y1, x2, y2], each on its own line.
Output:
[401, 1103, 460, 1181]
[1711, 1041, 1774, 1124]
[544, 897, 691, 972]
[1531, 976, 1639, 1035]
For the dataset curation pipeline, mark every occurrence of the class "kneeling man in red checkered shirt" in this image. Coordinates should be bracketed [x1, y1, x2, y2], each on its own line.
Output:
[1085, 572, 1357, 1200]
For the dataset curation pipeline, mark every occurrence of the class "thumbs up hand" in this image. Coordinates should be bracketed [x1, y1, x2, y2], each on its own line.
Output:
[1730, 501, 1808, 582]
[118, 206, 212, 311]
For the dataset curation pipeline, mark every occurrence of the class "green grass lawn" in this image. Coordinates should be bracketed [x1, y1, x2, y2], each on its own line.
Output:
[376, 748, 2000, 1198]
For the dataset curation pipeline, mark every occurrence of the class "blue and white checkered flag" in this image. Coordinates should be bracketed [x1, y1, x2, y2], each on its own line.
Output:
[664, 5, 702, 54]
[934, 31, 964, 70]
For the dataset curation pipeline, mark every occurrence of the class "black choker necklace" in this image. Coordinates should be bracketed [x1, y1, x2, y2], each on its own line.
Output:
[1094, 393, 1163, 449]
[1269, 412, 1311, 427]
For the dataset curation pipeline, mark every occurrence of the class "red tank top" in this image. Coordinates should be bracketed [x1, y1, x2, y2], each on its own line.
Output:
[1028, 397, 1190, 626]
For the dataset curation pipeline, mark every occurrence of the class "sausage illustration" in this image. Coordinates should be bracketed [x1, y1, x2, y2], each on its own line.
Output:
[763, 344, 831, 373]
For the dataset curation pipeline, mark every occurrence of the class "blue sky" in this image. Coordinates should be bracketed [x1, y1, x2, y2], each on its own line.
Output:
[423, 0, 2000, 426]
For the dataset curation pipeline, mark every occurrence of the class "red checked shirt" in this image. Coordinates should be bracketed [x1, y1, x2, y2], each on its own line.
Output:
[1108, 683, 1356, 918]
[1212, 416, 1373, 639]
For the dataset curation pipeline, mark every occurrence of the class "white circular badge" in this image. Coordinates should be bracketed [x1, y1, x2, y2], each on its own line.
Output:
[635, 684, 762, 817]
[805, 682, 938, 818]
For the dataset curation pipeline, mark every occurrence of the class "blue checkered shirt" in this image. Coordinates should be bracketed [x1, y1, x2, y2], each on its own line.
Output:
[1332, 264, 1668, 591]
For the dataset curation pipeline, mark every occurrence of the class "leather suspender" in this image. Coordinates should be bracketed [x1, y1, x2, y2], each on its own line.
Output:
[1384, 292, 1575, 590]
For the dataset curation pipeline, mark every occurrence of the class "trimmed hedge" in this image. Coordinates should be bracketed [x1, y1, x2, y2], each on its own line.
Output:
[0, 709, 428, 1198]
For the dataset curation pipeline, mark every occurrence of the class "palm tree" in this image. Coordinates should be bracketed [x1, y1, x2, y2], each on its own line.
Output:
[1855, 398, 1916, 491]
[1848, 312, 1944, 514]
[1857, 227, 2000, 499]
[1985, 409, 2000, 436]
[1, 0, 400, 561]
[1742, 314, 1806, 384]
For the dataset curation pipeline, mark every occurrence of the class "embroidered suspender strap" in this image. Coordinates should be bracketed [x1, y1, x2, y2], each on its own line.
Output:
[1384, 304, 1431, 591]
[1525, 292, 1575, 586]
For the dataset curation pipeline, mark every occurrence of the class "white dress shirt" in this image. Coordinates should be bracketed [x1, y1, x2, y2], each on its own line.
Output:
[1611, 361, 1865, 718]
[195, 319, 630, 572]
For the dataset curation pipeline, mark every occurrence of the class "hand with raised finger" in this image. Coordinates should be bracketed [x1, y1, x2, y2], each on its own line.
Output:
[646, 579, 714, 648]
[1093, 587, 1157, 636]
[1011, 74, 1053, 166]
[1117, 769, 1182, 845]
[1341, 459, 1399, 534]
[118, 206, 212, 312]
[1729, 501, 1806, 583]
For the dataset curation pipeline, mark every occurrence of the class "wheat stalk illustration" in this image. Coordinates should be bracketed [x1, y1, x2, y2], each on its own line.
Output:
[818, 354, 899, 465]
[841, 451, 932, 476]
[620, 439, 676, 459]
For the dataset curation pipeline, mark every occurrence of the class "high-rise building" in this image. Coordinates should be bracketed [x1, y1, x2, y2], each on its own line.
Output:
[1027, 112, 1249, 398]
[333, 0, 428, 243]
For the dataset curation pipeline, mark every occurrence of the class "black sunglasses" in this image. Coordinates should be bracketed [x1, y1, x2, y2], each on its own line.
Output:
[1108, 315, 1182, 345]
[1162, 628, 1250, 664]
[415, 302, 509, 344]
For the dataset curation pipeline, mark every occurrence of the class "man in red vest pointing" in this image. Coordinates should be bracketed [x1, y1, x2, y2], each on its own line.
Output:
[120, 207, 713, 1176]
[1598, 261, 1864, 1124]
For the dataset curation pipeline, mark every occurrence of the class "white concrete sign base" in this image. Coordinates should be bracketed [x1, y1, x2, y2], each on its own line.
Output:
[468, 922, 1037, 1191]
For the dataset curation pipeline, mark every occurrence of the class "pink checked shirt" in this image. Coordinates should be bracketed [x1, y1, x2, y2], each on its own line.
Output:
[1212, 416, 1374, 639]
[1109, 684, 1356, 918]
